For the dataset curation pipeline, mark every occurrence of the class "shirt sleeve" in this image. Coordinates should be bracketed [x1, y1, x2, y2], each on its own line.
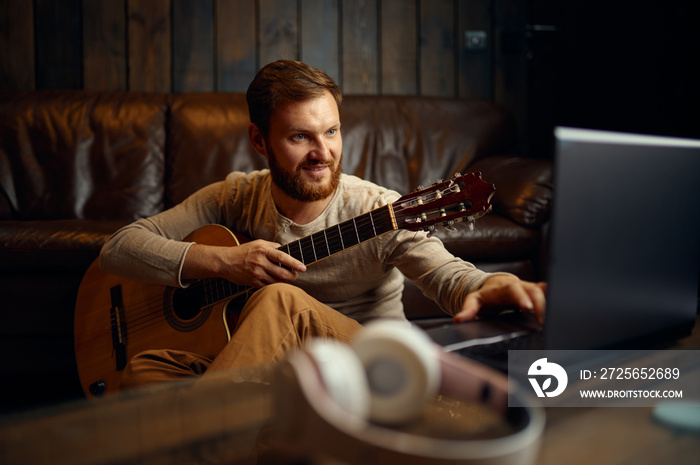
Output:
[379, 229, 513, 316]
[99, 181, 226, 287]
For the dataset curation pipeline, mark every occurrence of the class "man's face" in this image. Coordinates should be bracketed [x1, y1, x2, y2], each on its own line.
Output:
[264, 91, 343, 202]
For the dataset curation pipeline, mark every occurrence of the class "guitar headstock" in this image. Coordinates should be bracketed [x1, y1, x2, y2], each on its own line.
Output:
[392, 172, 495, 233]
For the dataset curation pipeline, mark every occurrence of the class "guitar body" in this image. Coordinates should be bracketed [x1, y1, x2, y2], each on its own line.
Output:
[74, 225, 249, 398]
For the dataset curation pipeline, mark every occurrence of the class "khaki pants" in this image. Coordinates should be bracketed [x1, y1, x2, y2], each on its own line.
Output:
[120, 283, 363, 389]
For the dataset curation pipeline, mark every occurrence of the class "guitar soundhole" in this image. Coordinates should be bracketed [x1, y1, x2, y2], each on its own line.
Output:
[163, 283, 212, 332]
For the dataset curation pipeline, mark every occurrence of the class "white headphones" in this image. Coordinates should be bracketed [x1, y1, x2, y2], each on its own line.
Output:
[272, 319, 545, 464]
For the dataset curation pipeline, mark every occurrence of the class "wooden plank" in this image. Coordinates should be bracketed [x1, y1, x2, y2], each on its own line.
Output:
[0, 0, 35, 90]
[380, 0, 417, 95]
[127, 0, 171, 92]
[83, 0, 127, 91]
[173, 0, 215, 92]
[300, 0, 340, 84]
[0, 374, 271, 465]
[216, 0, 256, 92]
[493, 0, 527, 149]
[538, 407, 700, 465]
[419, 0, 455, 97]
[457, 0, 492, 100]
[259, 0, 298, 67]
[34, 0, 83, 89]
[341, 0, 378, 94]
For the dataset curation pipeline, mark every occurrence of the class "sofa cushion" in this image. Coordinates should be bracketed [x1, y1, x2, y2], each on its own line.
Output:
[0, 219, 125, 272]
[340, 96, 517, 194]
[166, 93, 267, 208]
[435, 214, 540, 260]
[0, 91, 167, 221]
[469, 155, 553, 228]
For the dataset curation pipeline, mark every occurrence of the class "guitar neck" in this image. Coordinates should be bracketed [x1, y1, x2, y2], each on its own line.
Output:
[279, 204, 396, 266]
[199, 204, 397, 307]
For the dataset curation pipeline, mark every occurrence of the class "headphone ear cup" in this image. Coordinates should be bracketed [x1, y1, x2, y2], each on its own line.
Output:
[351, 320, 440, 425]
[304, 339, 371, 419]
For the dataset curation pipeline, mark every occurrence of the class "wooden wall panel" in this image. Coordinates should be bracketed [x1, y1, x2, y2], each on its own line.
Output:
[342, 0, 378, 94]
[83, 0, 127, 91]
[300, 0, 340, 85]
[0, 0, 528, 137]
[419, 0, 455, 97]
[0, 0, 513, 99]
[216, 0, 256, 92]
[259, 0, 298, 66]
[381, 0, 417, 95]
[127, 0, 171, 92]
[457, 0, 492, 100]
[0, 0, 35, 90]
[173, 0, 215, 92]
[494, 0, 528, 149]
[34, 0, 83, 90]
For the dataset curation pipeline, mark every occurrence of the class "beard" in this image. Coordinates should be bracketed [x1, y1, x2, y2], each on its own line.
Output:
[268, 147, 342, 202]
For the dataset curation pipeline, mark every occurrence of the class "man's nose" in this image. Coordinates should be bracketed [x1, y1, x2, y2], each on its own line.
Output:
[309, 137, 332, 160]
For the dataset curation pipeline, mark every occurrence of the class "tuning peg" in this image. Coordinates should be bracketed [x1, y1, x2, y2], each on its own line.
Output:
[425, 225, 436, 237]
[443, 220, 457, 232]
[468, 220, 475, 231]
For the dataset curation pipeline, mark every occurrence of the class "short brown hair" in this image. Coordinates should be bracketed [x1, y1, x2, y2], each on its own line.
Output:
[246, 60, 342, 137]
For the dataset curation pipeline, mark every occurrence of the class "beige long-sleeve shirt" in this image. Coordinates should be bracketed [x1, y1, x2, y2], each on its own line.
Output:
[100, 171, 495, 323]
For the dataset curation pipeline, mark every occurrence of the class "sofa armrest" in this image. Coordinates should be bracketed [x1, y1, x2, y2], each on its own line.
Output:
[469, 155, 553, 228]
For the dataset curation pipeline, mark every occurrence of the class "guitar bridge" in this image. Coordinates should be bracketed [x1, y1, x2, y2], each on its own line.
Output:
[109, 285, 128, 371]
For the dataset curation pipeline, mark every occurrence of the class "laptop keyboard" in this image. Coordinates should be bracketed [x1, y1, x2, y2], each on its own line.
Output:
[451, 330, 544, 372]
[459, 330, 544, 354]
[426, 310, 544, 372]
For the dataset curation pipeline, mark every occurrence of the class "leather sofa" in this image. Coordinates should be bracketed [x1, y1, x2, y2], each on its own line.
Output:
[0, 90, 552, 411]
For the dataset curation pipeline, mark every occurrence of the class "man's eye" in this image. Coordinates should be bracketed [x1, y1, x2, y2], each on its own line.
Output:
[327, 129, 336, 136]
[293, 134, 306, 141]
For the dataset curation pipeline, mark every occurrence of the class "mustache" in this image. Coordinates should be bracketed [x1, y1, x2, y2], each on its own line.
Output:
[298, 157, 338, 170]
[302, 159, 328, 165]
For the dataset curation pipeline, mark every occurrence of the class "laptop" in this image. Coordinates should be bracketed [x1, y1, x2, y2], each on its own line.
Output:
[428, 126, 700, 368]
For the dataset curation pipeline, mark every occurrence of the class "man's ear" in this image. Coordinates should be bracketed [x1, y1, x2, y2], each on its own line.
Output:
[248, 123, 268, 158]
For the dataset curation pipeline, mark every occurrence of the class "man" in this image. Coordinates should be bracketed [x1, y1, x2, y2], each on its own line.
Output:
[100, 60, 546, 388]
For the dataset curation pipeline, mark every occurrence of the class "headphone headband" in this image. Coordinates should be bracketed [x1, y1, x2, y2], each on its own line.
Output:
[272, 338, 545, 464]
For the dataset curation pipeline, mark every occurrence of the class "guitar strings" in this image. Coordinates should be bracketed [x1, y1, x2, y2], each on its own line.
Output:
[90, 280, 249, 346]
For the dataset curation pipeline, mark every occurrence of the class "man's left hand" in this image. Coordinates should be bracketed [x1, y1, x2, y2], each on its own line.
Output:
[454, 275, 547, 325]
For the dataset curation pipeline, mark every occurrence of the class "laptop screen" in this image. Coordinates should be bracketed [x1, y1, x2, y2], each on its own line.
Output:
[544, 127, 700, 349]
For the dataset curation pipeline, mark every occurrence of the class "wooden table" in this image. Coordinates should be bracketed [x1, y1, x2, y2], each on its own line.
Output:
[2, 316, 698, 465]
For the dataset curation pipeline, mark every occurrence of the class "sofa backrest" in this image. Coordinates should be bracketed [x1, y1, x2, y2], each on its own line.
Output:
[339, 95, 515, 194]
[165, 93, 267, 208]
[165, 93, 516, 207]
[1, 90, 516, 221]
[0, 90, 167, 221]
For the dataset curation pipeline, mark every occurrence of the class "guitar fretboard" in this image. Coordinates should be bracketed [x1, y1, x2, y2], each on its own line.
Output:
[198, 204, 397, 307]
[281, 204, 395, 265]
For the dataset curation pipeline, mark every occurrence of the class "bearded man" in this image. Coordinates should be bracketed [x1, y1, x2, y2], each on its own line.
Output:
[99, 60, 546, 388]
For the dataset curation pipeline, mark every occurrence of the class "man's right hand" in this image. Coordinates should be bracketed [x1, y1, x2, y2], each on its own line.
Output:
[182, 240, 307, 288]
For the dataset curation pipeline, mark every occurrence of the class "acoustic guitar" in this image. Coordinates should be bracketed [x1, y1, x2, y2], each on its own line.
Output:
[74, 172, 495, 397]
